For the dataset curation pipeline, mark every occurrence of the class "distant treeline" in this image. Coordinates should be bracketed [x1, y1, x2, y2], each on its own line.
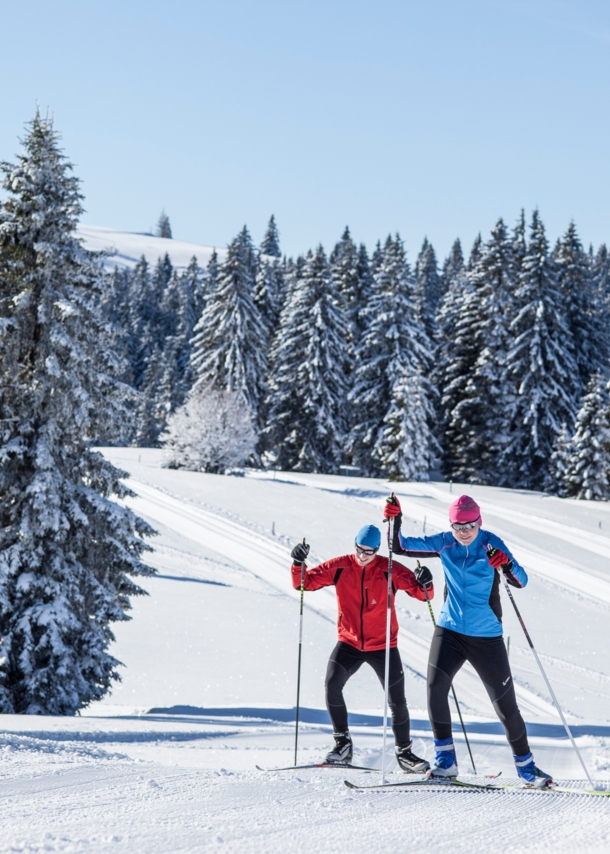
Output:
[112, 210, 610, 498]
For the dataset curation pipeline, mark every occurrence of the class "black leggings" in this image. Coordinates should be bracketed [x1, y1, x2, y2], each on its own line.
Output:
[325, 642, 410, 748]
[427, 627, 529, 756]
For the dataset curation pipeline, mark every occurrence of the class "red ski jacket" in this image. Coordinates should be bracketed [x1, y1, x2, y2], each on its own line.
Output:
[291, 554, 433, 652]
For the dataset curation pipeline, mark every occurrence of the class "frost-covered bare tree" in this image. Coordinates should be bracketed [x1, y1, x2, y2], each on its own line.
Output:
[162, 385, 256, 473]
[0, 111, 155, 714]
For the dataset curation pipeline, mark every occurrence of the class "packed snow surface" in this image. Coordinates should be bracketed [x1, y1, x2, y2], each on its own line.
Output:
[4, 449, 610, 852]
[76, 224, 226, 272]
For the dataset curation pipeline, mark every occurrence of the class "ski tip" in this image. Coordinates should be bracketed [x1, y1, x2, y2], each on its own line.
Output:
[344, 780, 359, 790]
[255, 765, 266, 771]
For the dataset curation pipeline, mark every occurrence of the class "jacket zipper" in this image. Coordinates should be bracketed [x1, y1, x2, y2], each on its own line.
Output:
[360, 566, 366, 650]
[462, 546, 469, 633]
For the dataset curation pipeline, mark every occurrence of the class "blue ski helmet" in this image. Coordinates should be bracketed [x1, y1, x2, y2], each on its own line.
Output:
[355, 524, 381, 551]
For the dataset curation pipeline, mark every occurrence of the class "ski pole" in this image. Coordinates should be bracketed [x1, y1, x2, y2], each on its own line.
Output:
[381, 518, 394, 784]
[294, 537, 307, 767]
[495, 562, 595, 789]
[417, 560, 477, 775]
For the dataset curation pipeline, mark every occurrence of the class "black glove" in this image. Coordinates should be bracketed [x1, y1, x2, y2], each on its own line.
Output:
[291, 542, 310, 566]
[415, 565, 433, 589]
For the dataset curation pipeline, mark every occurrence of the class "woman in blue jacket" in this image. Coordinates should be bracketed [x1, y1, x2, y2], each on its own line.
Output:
[384, 493, 553, 788]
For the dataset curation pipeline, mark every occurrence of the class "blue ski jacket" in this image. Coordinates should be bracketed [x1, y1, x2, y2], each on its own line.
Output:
[396, 527, 527, 637]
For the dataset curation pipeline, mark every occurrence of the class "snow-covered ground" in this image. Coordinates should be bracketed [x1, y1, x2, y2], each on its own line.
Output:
[76, 225, 226, 272]
[3, 448, 610, 852]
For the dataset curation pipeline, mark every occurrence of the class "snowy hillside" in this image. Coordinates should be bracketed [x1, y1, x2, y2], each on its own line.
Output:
[2, 448, 610, 852]
[76, 224, 227, 272]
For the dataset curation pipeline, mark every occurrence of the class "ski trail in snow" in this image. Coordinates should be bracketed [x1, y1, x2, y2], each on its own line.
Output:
[124, 479, 339, 626]
[125, 479, 558, 720]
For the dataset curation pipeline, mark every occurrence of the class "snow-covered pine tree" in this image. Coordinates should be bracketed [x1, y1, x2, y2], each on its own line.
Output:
[468, 234, 482, 270]
[254, 256, 283, 333]
[370, 240, 383, 277]
[440, 238, 464, 299]
[349, 235, 432, 476]
[502, 211, 579, 489]
[190, 227, 267, 425]
[126, 255, 153, 388]
[133, 346, 167, 447]
[415, 237, 442, 340]
[561, 371, 610, 500]
[554, 222, 603, 389]
[156, 210, 172, 239]
[148, 253, 173, 347]
[0, 111, 154, 714]
[265, 246, 348, 472]
[375, 363, 436, 481]
[260, 214, 281, 258]
[512, 209, 527, 277]
[330, 227, 362, 354]
[447, 219, 517, 484]
[546, 424, 574, 497]
[356, 243, 374, 306]
[434, 261, 476, 479]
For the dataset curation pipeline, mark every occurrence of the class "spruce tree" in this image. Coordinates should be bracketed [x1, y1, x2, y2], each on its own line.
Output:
[546, 423, 573, 497]
[447, 219, 517, 484]
[0, 112, 154, 714]
[330, 227, 362, 354]
[260, 214, 281, 258]
[502, 211, 578, 489]
[375, 363, 436, 481]
[468, 234, 482, 270]
[554, 222, 602, 388]
[254, 256, 283, 333]
[265, 246, 348, 472]
[127, 256, 153, 388]
[156, 210, 172, 239]
[561, 371, 610, 500]
[349, 235, 431, 476]
[434, 265, 476, 479]
[440, 238, 464, 298]
[190, 227, 267, 422]
[415, 237, 442, 340]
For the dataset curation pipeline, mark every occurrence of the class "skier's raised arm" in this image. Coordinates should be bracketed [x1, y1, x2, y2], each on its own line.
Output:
[384, 494, 447, 557]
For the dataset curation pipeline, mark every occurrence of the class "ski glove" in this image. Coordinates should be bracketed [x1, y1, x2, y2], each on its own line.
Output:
[415, 565, 433, 589]
[384, 494, 402, 519]
[487, 546, 512, 573]
[291, 543, 310, 566]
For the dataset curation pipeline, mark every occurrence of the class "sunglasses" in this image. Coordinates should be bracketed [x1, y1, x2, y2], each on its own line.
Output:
[451, 520, 480, 531]
[355, 545, 377, 556]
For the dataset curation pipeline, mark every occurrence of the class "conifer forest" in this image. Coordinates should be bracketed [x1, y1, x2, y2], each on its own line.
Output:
[113, 188, 610, 504]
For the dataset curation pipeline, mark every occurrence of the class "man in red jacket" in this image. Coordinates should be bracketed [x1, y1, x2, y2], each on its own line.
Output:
[290, 523, 433, 771]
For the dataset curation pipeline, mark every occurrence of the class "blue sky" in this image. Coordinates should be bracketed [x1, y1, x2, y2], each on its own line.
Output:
[1, 0, 609, 260]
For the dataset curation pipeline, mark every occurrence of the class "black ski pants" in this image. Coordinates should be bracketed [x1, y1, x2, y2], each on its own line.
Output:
[325, 641, 411, 748]
[428, 626, 529, 756]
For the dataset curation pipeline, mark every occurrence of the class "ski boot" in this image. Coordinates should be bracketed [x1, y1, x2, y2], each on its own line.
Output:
[325, 731, 353, 764]
[395, 742, 430, 773]
[514, 752, 553, 788]
[426, 738, 458, 780]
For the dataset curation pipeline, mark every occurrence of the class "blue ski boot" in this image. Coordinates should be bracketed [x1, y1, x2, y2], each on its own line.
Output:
[514, 752, 553, 788]
[427, 738, 458, 780]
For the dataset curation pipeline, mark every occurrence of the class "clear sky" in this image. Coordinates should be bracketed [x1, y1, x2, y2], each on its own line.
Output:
[1, 0, 610, 262]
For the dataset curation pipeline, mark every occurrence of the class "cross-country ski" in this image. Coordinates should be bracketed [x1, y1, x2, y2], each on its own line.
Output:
[256, 762, 379, 772]
[343, 778, 610, 797]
